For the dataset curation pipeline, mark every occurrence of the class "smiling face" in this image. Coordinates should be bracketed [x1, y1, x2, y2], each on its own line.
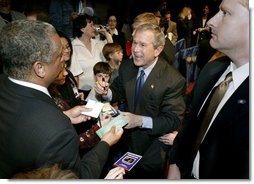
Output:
[132, 29, 161, 69]
[207, 0, 249, 59]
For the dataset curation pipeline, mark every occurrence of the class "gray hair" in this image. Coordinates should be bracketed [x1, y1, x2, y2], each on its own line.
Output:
[0, 20, 57, 79]
[134, 23, 165, 49]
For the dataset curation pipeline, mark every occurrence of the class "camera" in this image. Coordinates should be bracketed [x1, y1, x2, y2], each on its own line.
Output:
[95, 25, 109, 32]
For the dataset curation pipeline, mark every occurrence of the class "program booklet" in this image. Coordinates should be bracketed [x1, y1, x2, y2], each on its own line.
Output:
[113, 152, 142, 171]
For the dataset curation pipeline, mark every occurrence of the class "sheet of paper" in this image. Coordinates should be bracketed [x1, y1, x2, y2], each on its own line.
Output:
[81, 99, 104, 118]
[96, 114, 128, 138]
[113, 152, 142, 171]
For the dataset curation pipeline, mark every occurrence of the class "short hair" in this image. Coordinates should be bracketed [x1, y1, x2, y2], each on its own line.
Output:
[134, 23, 165, 49]
[73, 14, 93, 38]
[0, 20, 57, 80]
[12, 164, 78, 179]
[93, 62, 112, 75]
[132, 12, 158, 29]
[102, 43, 122, 61]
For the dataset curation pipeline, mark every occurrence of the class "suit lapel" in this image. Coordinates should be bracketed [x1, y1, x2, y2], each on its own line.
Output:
[125, 65, 139, 112]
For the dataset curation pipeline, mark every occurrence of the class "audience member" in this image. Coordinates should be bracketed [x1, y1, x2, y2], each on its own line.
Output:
[102, 43, 123, 84]
[0, 20, 123, 179]
[70, 14, 113, 97]
[0, 0, 25, 29]
[164, 10, 178, 44]
[86, 62, 112, 102]
[107, 14, 127, 59]
[49, 0, 76, 38]
[132, 12, 176, 66]
[177, 6, 198, 48]
[56, 31, 85, 105]
[96, 23, 185, 179]
[167, 0, 249, 179]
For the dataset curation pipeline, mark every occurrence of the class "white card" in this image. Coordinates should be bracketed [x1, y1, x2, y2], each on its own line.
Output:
[81, 99, 104, 118]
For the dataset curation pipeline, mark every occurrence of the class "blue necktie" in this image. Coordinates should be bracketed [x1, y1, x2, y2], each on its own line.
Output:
[134, 70, 145, 106]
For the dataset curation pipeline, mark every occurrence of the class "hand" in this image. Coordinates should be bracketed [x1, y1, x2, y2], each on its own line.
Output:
[158, 131, 178, 145]
[104, 167, 125, 179]
[63, 105, 92, 124]
[99, 113, 113, 127]
[167, 164, 181, 179]
[119, 110, 143, 129]
[71, 12, 79, 20]
[79, 92, 85, 100]
[94, 80, 109, 96]
[101, 126, 123, 146]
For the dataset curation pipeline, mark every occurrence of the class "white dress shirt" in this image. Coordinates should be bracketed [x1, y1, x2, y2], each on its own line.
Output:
[192, 62, 249, 178]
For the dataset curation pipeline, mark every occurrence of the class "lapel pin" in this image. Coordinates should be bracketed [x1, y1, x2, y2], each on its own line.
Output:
[237, 99, 246, 104]
[151, 84, 154, 89]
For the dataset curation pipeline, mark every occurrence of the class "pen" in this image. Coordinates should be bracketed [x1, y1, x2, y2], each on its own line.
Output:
[102, 77, 105, 91]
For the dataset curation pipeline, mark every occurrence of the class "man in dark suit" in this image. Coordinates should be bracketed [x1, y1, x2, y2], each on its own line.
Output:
[0, 20, 124, 179]
[96, 23, 185, 178]
[167, 0, 249, 179]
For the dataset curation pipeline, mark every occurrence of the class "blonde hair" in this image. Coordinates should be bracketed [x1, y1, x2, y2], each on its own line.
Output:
[133, 12, 159, 29]
[178, 7, 192, 20]
[12, 164, 78, 179]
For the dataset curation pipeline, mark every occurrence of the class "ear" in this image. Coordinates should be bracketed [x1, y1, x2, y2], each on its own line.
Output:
[33, 61, 46, 78]
[109, 53, 113, 60]
[154, 45, 164, 57]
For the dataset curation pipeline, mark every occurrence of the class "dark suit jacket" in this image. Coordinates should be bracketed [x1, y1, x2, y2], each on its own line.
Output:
[110, 58, 185, 172]
[160, 38, 176, 66]
[0, 74, 109, 179]
[170, 60, 249, 179]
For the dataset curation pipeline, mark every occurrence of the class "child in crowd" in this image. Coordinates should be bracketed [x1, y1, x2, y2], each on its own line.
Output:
[86, 62, 112, 102]
[102, 43, 123, 84]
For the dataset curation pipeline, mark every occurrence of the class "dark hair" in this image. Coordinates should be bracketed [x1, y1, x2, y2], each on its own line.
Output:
[57, 31, 73, 67]
[93, 62, 112, 75]
[73, 14, 93, 38]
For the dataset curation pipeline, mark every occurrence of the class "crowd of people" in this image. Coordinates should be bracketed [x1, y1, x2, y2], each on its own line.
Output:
[0, 0, 250, 180]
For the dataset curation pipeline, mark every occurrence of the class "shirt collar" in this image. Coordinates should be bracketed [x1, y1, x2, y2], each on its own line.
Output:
[8, 77, 51, 97]
[216, 62, 249, 89]
[138, 58, 158, 77]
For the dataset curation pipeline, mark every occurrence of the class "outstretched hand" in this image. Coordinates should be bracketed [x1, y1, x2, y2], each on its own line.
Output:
[63, 105, 92, 124]
[119, 110, 143, 129]
[101, 126, 123, 146]
[104, 167, 125, 179]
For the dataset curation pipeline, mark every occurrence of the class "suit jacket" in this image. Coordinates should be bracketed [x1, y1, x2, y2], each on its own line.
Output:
[170, 60, 249, 179]
[0, 74, 109, 179]
[160, 38, 176, 66]
[110, 58, 185, 172]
